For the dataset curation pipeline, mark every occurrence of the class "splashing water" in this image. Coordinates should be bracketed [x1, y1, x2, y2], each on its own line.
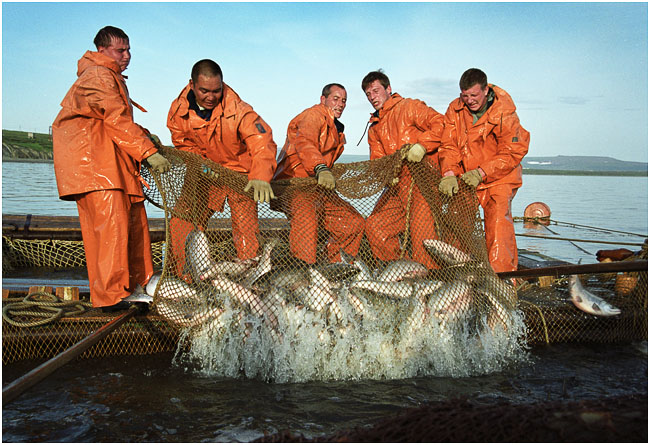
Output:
[171, 291, 530, 382]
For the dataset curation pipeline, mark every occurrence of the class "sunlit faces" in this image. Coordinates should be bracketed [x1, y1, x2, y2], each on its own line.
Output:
[460, 83, 489, 113]
[320, 86, 347, 118]
[364, 80, 392, 111]
[98, 38, 131, 73]
[190, 74, 223, 110]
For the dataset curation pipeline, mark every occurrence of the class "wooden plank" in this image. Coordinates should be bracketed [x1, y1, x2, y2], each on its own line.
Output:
[55, 287, 79, 301]
[27, 286, 53, 295]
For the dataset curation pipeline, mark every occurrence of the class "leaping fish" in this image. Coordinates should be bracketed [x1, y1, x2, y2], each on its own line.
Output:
[240, 238, 280, 288]
[376, 259, 428, 282]
[569, 274, 621, 317]
[422, 239, 472, 266]
[185, 229, 217, 282]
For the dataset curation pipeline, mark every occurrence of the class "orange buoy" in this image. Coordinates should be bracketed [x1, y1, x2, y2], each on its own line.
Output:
[524, 202, 551, 220]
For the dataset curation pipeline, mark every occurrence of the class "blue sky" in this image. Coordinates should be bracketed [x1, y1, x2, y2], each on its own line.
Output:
[2, 2, 648, 162]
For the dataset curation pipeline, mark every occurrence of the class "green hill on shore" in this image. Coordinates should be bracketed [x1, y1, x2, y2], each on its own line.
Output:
[3, 129, 53, 160]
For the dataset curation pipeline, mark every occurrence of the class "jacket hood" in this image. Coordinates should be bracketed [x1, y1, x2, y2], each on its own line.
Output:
[452, 84, 516, 115]
[77, 50, 122, 78]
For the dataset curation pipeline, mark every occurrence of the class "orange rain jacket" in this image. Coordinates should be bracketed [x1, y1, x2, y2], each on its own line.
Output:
[52, 50, 157, 307]
[52, 51, 158, 201]
[368, 93, 444, 161]
[365, 94, 444, 269]
[439, 84, 529, 190]
[167, 82, 277, 182]
[274, 103, 345, 179]
[274, 103, 364, 263]
[439, 84, 530, 273]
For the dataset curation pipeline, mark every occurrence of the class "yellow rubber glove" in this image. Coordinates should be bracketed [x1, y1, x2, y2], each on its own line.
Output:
[461, 169, 483, 188]
[406, 143, 426, 163]
[244, 179, 275, 203]
[145, 152, 171, 174]
[317, 170, 336, 190]
[438, 175, 459, 197]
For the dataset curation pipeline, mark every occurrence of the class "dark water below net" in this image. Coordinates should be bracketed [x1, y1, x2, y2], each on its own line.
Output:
[2, 342, 646, 442]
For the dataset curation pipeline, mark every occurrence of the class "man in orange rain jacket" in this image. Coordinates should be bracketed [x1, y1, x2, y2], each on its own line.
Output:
[438, 68, 530, 273]
[167, 59, 277, 274]
[362, 70, 444, 269]
[274, 84, 364, 264]
[52, 26, 171, 311]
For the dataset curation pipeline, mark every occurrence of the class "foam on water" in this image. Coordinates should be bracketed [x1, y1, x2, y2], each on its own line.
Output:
[172, 292, 530, 382]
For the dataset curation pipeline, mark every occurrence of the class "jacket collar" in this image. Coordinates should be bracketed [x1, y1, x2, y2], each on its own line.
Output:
[369, 93, 402, 123]
[77, 50, 123, 80]
[176, 81, 239, 119]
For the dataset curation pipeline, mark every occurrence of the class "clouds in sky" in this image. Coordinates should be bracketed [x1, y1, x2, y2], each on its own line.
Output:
[2, 2, 647, 161]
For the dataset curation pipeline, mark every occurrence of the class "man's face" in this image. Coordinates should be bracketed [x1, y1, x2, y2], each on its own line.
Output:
[364, 80, 392, 111]
[460, 83, 489, 113]
[190, 74, 223, 110]
[320, 86, 347, 119]
[98, 38, 131, 73]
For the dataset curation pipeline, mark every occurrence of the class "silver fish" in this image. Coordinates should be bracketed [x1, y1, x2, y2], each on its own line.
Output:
[199, 258, 256, 281]
[422, 239, 472, 266]
[305, 268, 344, 321]
[211, 275, 279, 329]
[349, 279, 443, 300]
[185, 229, 217, 282]
[427, 280, 473, 318]
[240, 238, 280, 288]
[156, 298, 225, 328]
[340, 249, 375, 282]
[376, 259, 428, 282]
[147, 272, 224, 328]
[569, 274, 621, 317]
[146, 271, 198, 301]
[350, 280, 414, 299]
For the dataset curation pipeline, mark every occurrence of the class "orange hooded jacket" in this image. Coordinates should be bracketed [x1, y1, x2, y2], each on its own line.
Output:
[52, 51, 158, 200]
[439, 84, 530, 189]
[367, 93, 444, 160]
[167, 82, 277, 182]
[274, 103, 345, 180]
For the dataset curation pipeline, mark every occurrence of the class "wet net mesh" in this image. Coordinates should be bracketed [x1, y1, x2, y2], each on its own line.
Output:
[2, 146, 647, 373]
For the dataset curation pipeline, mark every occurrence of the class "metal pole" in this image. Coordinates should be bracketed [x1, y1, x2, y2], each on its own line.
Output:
[497, 260, 647, 279]
[2, 305, 139, 406]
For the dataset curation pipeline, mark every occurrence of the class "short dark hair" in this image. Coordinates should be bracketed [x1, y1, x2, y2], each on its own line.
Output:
[362, 70, 390, 91]
[459, 68, 488, 91]
[322, 83, 346, 97]
[94, 26, 129, 49]
[191, 59, 223, 83]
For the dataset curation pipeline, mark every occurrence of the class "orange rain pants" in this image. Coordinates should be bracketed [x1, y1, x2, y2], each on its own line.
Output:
[287, 190, 365, 264]
[365, 166, 438, 269]
[169, 184, 260, 277]
[76, 190, 154, 308]
[477, 184, 519, 273]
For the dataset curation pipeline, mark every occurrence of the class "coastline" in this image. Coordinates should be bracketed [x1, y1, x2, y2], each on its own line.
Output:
[1, 158, 646, 176]
[3, 158, 53, 163]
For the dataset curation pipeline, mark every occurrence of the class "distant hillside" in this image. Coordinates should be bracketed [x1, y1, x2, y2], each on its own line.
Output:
[3, 129, 53, 161]
[523, 155, 647, 173]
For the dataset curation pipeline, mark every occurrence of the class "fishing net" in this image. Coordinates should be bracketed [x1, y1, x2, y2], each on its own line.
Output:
[136, 146, 526, 381]
[2, 147, 647, 371]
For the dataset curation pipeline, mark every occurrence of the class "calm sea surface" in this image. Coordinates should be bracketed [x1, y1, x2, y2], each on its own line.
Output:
[2, 160, 648, 442]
